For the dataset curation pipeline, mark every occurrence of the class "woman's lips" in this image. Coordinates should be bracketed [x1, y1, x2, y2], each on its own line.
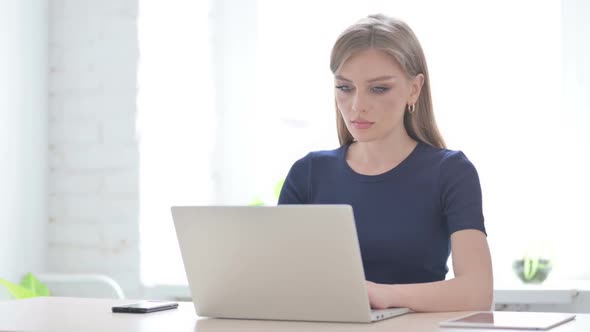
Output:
[351, 120, 374, 129]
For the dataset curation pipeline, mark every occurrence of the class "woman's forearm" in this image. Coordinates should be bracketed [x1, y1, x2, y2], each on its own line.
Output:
[385, 275, 493, 312]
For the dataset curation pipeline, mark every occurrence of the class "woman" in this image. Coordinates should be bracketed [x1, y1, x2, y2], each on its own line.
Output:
[278, 14, 493, 312]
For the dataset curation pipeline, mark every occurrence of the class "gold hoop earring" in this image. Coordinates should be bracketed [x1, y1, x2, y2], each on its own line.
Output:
[408, 104, 416, 114]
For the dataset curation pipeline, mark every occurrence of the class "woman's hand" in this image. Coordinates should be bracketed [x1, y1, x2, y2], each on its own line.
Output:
[366, 281, 392, 309]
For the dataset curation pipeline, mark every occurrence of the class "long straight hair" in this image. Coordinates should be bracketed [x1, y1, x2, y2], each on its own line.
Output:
[330, 14, 446, 149]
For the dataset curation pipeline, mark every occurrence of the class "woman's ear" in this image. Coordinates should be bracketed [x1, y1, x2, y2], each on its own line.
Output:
[409, 73, 425, 103]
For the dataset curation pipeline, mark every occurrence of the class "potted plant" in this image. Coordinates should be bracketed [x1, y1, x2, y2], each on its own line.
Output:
[512, 256, 552, 284]
[249, 179, 285, 206]
[0, 273, 49, 299]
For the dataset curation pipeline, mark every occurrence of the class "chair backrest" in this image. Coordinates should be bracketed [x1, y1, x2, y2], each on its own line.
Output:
[36, 273, 125, 299]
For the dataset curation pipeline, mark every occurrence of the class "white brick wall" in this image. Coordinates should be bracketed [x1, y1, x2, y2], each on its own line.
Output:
[48, 0, 141, 298]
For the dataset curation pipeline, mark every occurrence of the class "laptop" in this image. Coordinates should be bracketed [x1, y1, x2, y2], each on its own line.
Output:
[171, 205, 410, 323]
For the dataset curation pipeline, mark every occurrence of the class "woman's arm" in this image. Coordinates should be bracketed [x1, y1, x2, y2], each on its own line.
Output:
[367, 229, 493, 312]
[278, 154, 311, 204]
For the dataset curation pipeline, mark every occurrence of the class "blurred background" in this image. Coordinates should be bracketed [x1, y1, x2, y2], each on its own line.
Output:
[1, 0, 589, 309]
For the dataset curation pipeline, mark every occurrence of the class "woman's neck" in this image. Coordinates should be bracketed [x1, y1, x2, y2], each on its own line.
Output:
[347, 132, 417, 175]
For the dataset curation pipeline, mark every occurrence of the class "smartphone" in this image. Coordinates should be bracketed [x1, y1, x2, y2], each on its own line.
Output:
[112, 300, 179, 313]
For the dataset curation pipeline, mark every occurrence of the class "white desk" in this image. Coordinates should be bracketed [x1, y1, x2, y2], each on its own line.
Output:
[0, 297, 588, 332]
[494, 281, 590, 312]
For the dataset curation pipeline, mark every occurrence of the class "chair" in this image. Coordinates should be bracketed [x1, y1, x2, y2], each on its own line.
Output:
[35, 273, 125, 299]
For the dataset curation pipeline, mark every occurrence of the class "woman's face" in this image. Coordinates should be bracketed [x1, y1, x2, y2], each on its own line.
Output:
[334, 48, 423, 143]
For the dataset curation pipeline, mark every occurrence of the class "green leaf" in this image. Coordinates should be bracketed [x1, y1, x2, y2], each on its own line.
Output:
[0, 278, 36, 299]
[20, 273, 49, 296]
[523, 257, 539, 281]
[249, 197, 265, 206]
[274, 179, 285, 199]
[523, 257, 531, 280]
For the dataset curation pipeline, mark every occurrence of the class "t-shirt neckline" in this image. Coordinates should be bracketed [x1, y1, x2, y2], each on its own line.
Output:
[339, 141, 424, 182]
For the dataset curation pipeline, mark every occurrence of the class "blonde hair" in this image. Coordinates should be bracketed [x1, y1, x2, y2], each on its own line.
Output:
[330, 14, 446, 149]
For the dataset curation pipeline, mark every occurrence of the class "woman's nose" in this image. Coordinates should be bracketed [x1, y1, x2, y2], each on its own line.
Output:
[352, 92, 369, 113]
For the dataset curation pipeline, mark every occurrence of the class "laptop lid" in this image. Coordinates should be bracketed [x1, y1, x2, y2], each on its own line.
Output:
[171, 205, 377, 322]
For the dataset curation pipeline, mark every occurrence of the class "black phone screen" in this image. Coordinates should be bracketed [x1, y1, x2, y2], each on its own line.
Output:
[112, 301, 179, 313]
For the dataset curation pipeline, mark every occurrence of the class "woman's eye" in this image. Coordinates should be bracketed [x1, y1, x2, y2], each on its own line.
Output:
[336, 85, 353, 92]
[371, 86, 390, 93]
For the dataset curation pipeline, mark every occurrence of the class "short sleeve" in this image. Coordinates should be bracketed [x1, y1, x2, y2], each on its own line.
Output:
[439, 151, 486, 236]
[278, 153, 311, 204]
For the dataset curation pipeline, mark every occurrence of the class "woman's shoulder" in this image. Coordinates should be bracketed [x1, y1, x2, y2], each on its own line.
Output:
[295, 146, 346, 163]
[285, 146, 346, 182]
[417, 143, 478, 181]
[286, 146, 346, 176]
[419, 142, 473, 166]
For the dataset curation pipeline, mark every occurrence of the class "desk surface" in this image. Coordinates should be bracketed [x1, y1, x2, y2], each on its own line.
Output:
[0, 297, 587, 332]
